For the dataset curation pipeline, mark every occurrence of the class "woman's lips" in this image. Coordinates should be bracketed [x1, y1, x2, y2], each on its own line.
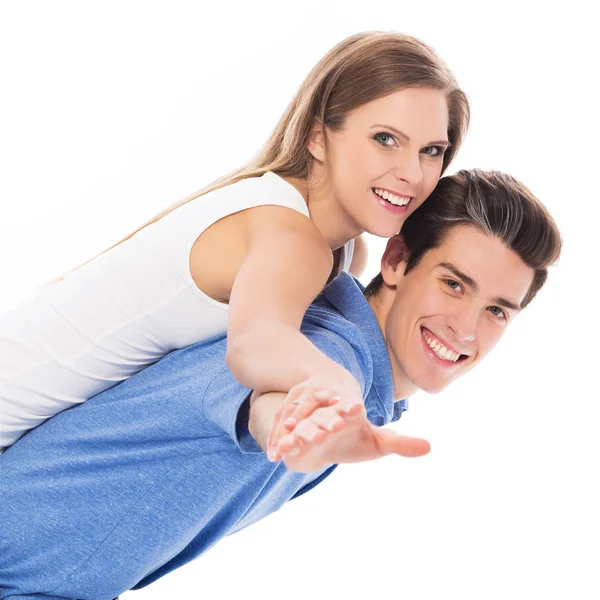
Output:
[371, 189, 411, 214]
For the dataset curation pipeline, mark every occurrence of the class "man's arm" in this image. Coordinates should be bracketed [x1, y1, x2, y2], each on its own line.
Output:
[248, 390, 290, 454]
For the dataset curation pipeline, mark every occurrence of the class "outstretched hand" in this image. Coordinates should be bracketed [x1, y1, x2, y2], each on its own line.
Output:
[266, 394, 430, 473]
[266, 373, 363, 453]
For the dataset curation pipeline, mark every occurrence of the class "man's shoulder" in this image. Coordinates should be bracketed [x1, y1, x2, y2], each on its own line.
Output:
[302, 298, 363, 344]
[300, 300, 372, 394]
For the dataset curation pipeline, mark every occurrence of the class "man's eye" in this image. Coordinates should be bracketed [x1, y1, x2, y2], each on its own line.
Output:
[445, 279, 461, 291]
[489, 306, 507, 319]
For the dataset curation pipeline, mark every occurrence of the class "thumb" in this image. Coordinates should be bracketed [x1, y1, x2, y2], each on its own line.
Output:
[375, 427, 431, 458]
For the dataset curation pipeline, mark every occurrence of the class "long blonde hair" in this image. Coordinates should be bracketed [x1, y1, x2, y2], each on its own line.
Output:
[51, 31, 470, 283]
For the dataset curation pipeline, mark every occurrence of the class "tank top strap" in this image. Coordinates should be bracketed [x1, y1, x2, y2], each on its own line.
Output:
[335, 238, 355, 275]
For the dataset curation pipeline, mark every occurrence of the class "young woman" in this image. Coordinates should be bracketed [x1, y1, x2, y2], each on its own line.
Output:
[0, 31, 469, 450]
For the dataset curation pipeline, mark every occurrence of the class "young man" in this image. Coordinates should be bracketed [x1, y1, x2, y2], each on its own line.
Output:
[0, 170, 561, 600]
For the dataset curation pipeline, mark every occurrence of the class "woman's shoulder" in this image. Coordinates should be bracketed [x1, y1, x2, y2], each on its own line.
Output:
[202, 172, 309, 216]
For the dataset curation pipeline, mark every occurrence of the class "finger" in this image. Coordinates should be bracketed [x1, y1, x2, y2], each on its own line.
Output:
[270, 388, 324, 445]
[319, 394, 363, 418]
[267, 446, 282, 462]
[278, 402, 358, 455]
[276, 403, 353, 459]
[276, 432, 304, 456]
[269, 392, 337, 449]
[279, 399, 361, 450]
[279, 401, 302, 431]
[375, 428, 431, 458]
[281, 440, 314, 472]
[267, 387, 303, 449]
[268, 398, 306, 450]
[282, 392, 340, 429]
[337, 400, 365, 417]
[284, 419, 329, 446]
[306, 405, 347, 433]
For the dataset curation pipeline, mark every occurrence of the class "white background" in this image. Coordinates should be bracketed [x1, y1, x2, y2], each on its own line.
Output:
[1, 1, 598, 599]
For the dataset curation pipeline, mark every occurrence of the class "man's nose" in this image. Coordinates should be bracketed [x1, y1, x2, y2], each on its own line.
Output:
[447, 307, 477, 343]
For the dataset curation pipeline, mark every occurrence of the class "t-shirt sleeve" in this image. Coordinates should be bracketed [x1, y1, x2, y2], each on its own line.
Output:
[202, 326, 368, 454]
[299, 324, 367, 396]
[201, 365, 257, 454]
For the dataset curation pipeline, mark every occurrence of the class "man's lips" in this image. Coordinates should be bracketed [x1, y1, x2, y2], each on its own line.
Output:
[421, 326, 469, 365]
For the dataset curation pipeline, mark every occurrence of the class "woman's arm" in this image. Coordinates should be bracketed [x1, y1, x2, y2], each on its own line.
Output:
[224, 205, 357, 394]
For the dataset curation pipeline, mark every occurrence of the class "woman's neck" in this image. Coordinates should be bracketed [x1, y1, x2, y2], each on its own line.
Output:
[282, 173, 363, 251]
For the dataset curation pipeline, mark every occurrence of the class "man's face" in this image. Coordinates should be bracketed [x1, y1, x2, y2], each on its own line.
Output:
[373, 225, 535, 397]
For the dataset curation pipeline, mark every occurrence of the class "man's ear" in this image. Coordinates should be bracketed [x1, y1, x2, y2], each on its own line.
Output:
[307, 119, 326, 161]
[381, 235, 408, 287]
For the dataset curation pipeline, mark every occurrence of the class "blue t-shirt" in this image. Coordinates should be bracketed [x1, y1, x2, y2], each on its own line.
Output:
[0, 272, 407, 599]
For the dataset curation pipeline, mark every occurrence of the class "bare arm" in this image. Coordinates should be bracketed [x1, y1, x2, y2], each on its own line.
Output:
[225, 206, 358, 394]
[248, 390, 285, 453]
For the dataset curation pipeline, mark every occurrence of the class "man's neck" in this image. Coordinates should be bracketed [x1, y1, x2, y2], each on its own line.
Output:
[366, 292, 417, 400]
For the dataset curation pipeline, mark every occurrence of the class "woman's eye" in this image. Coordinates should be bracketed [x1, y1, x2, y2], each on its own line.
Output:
[445, 279, 461, 292]
[373, 132, 396, 147]
[422, 145, 445, 157]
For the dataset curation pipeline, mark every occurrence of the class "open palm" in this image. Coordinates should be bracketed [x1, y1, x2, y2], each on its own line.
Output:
[275, 403, 430, 473]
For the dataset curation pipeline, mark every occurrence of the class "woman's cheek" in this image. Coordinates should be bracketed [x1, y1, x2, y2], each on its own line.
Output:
[424, 165, 443, 197]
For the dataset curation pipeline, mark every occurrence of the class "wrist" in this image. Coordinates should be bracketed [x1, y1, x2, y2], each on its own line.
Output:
[247, 391, 263, 450]
[248, 390, 282, 452]
[306, 365, 361, 393]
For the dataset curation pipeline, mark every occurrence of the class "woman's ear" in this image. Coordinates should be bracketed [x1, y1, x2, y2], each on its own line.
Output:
[307, 119, 326, 161]
[380, 235, 408, 287]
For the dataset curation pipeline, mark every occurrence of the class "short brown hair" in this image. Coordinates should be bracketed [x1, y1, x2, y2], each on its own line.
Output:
[364, 169, 562, 308]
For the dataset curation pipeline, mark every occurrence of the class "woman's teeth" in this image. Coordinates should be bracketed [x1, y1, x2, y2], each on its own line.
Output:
[423, 331, 461, 362]
[373, 188, 411, 206]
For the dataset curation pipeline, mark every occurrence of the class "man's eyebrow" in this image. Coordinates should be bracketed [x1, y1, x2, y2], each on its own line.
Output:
[371, 124, 451, 147]
[438, 262, 521, 311]
[490, 297, 521, 312]
[438, 262, 477, 290]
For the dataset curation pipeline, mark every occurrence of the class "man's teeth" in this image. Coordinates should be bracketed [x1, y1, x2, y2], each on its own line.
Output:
[423, 331, 461, 362]
[373, 188, 410, 206]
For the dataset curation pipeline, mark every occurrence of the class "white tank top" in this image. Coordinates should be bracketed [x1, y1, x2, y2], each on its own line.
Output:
[0, 172, 354, 449]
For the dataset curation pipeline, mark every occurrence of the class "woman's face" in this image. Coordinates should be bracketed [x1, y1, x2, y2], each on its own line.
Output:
[323, 87, 450, 238]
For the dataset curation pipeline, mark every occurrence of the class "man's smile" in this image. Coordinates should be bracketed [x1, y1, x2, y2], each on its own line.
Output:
[420, 326, 469, 365]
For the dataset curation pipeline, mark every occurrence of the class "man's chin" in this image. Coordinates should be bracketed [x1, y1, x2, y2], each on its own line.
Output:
[409, 372, 450, 395]
[409, 359, 473, 394]
[421, 382, 448, 394]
